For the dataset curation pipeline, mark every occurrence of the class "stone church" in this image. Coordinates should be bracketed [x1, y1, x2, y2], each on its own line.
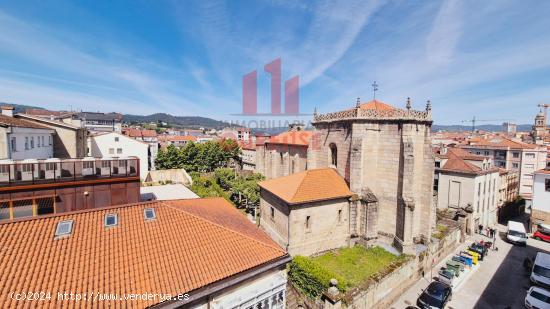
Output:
[258, 98, 435, 255]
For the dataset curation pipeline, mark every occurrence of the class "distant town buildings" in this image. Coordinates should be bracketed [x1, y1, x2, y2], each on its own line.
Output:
[122, 128, 159, 171]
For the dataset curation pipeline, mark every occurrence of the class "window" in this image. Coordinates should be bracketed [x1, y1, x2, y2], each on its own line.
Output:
[526, 164, 535, 170]
[108, 148, 114, 154]
[38, 136, 41, 147]
[25, 137, 29, 150]
[291, 160, 295, 174]
[512, 163, 519, 169]
[477, 201, 480, 213]
[338, 209, 342, 223]
[104, 213, 118, 227]
[83, 161, 94, 169]
[0, 165, 9, 174]
[306, 216, 311, 230]
[478, 183, 481, 196]
[21, 164, 32, 172]
[101, 161, 110, 168]
[546, 179, 550, 192]
[30, 137, 34, 148]
[270, 207, 275, 220]
[329, 143, 338, 167]
[513, 152, 519, 158]
[48, 136, 51, 145]
[435, 161, 440, 168]
[476, 151, 481, 155]
[115, 137, 119, 142]
[526, 153, 535, 158]
[45, 162, 56, 171]
[10, 137, 16, 152]
[484, 151, 489, 156]
[144, 208, 156, 220]
[117, 148, 122, 154]
[41, 136, 45, 147]
[55, 220, 74, 237]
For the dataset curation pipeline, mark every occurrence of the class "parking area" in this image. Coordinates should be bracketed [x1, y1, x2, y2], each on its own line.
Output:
[391, 219, 550, 309]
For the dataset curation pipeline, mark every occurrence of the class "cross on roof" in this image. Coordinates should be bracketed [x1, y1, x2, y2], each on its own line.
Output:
[372, 81, 378, 100]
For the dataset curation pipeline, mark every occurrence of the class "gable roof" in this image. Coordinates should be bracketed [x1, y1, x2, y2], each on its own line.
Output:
[464, 136, 537, 150]
[0, 197, 286, 308]
[267, 131, 313, 146]
[259, 168, 353, 204]
[16, 114, 82, 130]
[440, 148, 498, 175]
[0, 114, 51, 130]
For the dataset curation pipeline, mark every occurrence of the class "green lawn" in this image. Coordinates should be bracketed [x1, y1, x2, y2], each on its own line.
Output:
[311, 246, 403, 287]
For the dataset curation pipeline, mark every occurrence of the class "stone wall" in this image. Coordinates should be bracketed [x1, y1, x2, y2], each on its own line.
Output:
[256, 143, 308, 179]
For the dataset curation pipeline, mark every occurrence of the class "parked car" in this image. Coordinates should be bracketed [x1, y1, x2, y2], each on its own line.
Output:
[531, 252, 550, 287]
[534, 224, 550, 243]
[416, 281, 452, 309]
[525, 286, 550, 309]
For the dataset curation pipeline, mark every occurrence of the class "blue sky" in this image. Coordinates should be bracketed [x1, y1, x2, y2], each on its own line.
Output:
[0, 0, 549, 124]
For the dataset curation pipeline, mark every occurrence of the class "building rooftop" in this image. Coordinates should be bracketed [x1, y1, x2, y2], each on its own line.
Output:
[140, 184, 199, 201]
[0, 114, 51, 130]
[440, 148, 498, 175]
[463, 136, 538, 150]
[0, 197, 286, 308]
[357, 99, 396, 111]
[266, 131, 313, 146]
[259, 168, 353, 204]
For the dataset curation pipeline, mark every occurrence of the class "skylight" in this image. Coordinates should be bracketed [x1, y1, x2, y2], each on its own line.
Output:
[144, 208, 156, 220]
[104, 213, 118, 227]
[55, 220, 74, 237]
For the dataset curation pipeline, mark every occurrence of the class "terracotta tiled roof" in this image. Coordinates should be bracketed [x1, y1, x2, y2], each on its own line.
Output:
[124, 129, 158, 138]
[0, 197, 286, 309]
[0, 114, 51, 130]
[267, 131, 313, 146]
[259, 168, 353, 204]
[358, 99, 395, 111]
[536, 168, 550, 175]
[465, 136, 537, 150]
[441, 149, 498, 175]
[447, 147, 486, 161]
[158, 135, 197, 142]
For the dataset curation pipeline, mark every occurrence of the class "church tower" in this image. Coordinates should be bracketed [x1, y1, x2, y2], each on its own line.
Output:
[309, 98, 434, 254]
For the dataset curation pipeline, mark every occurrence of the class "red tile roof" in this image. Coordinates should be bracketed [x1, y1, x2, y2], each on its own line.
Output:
[0, 198, 286, 308]
[267, 131, 313, 146]
[123, 129, 158, 138]
[0, 114, 51, 129]
[464, 136, 537, 150]
[357, 99, 396, 111]
[158, 135, 197, 142]
[259, 168, 353, 204]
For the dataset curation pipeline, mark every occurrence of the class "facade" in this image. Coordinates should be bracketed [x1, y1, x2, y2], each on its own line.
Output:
[0, 106, 55, 160]
[89, 132, 149, 179]
[461, 137, 547, 197]
[17, 114, 88, 158]
[532, 110, 549, 142]
[503, 122, 517, 136]
[65, 111, 123, 133]
[0, 197, 290, 308]
[256, 130, 312, 179]
[0, 157, 140, 221]
[259, 168, 354, 256]
[220, 127, 251, 141]
[259, 99, 435, 255]
[240, 141, 257, 171]
[434, 147, 500, 231]
[531, 169, 550, 229]
[498, 169, 520, 206]
[158, 134, 197, 148]
[123, 128, 159, 171]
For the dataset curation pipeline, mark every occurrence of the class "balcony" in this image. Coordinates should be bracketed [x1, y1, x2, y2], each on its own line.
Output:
[0, 157, 139, 187]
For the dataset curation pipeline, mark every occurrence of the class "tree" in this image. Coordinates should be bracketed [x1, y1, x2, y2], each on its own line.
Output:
[155, 144, 184, 169]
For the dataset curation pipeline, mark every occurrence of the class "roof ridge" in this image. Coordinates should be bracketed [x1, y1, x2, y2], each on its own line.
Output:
[290, 170, 310, 202]
[163, 201, 285, 254]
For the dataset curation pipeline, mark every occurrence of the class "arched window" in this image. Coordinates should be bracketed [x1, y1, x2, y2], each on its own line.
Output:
[329, 143, 337, 167]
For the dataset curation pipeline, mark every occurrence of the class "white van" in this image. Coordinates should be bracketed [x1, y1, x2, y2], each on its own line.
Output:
[507, 220, 527, 245]
[531, 252, 550, 287]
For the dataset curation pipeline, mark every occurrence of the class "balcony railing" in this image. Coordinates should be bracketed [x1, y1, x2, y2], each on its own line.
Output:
[0, 157, 139, 187]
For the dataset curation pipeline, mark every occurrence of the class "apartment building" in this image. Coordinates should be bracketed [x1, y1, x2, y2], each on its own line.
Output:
[239, 140, 256, 171]
[531, 168, 550, 230]
[0, 157, 140, 221]
[17, 113, 88, 158]
[461, 136, 547, 197]
[0, 198, 289, 308]
[435, 147, 500, 232]
[0, 106, 55, 160]
[89, 132, 149, 179]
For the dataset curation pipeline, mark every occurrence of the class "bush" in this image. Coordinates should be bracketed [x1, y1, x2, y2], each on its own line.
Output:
[288, 256, 348, 299]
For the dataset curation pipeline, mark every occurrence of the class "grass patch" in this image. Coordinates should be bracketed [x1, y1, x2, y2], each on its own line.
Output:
[431, 224, 449, 240]
[311, 246, 403, 287]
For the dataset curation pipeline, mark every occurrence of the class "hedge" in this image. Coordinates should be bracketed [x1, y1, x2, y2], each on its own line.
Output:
[287, 256, 348, 299]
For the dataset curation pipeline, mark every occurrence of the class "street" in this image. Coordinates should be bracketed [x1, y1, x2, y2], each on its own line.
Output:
[391, 219, 550, 309]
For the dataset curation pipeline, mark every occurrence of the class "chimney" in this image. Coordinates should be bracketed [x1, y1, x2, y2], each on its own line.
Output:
[1, 106, 14, 117]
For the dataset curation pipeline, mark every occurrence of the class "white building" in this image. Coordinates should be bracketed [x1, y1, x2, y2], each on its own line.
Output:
[435, 147, 500, 232]
[89, 132, 149, 179]
[65, 112, 122, 133]
[0, 106, 55, 160]
[531, 168, 550, 230]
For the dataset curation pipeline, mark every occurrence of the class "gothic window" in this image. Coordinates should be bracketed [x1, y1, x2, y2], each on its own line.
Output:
[329, 143, 337, 167]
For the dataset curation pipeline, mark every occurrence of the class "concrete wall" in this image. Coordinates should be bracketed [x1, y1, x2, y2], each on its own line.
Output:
[533, 172, 550, 214]
[6, 127, 55, 160]
[257, 144, 308, 179]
